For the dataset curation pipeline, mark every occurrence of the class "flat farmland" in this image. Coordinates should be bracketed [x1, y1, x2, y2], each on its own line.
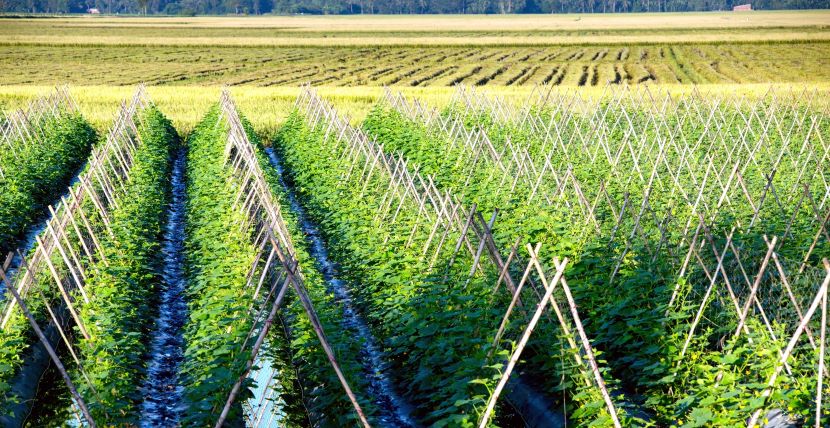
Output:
[2, 43, 829, 86]
[3, 10, 830, 428]
[1, 12, 829, 86]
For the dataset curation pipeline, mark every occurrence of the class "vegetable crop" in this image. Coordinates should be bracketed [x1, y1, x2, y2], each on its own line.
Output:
[0, 109, 95, 255]
[73, 106, 179, 423]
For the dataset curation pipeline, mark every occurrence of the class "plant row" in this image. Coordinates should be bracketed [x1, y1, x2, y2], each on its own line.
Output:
[177, 106, 263, 425]
[71, 106, 179, 423]
[237, 104, 379, 426]
[0, 101, 174, 424]
[273, 105, 623, 426]
[179, 105, 375, 426]
[0, 106, 96, 256]
[363, 102, 630, 425]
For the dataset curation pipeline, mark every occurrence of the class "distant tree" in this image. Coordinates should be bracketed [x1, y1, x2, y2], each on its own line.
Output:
[7, 0, 830, 15]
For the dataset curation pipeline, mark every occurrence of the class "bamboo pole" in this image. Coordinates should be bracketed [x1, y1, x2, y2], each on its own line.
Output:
[478, 252, 568, 428]
[35, 236, 91, 341]
[746, 260, 830, 428]
[0, 264, 96, 428]
[733, 236, 777, 339]
[816, 285, 826, 428]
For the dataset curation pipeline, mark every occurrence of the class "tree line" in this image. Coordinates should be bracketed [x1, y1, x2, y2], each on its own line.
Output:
[0, 0, 826, 15]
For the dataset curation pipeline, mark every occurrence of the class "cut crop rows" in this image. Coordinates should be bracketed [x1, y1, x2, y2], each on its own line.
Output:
[2, 43, 829, 86]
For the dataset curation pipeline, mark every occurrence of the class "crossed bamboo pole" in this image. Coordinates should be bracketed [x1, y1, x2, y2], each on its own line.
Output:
[214, 91, 370, 428]
[478, 244, 622, 428]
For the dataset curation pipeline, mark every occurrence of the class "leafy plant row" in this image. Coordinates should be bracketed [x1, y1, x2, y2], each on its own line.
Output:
[179, 105, 374, 426]
[0, 97, 168, 424]
[0, 106, 120, 421]
[71, 106, 179, 424]
[177, 105, 262, 425]
[362, 104, 623, 423]
[0, 108, 96, 256]
[245, 120, 379, 425]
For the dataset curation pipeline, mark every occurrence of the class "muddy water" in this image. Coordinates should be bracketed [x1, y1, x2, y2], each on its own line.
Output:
[139, 147, 188, 427]
[265, 147, 416, 427]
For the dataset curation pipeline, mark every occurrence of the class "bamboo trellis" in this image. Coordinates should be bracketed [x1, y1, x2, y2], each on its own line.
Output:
[1, 86, 149, 325]
[431, 84, 830, 426]
[0, 85, 78, 180]
[0, 85, 151, 427]
[388, 85, 829, 281]
[444, 85, 830, 293]
[215, 90, 371, 428]
[3, 83, 824, 426]
[294, 85, 622, 426]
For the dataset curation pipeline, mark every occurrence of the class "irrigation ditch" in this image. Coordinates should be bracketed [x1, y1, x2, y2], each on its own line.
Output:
[139, 145, 189, 427]
[265, 146, 416, 427]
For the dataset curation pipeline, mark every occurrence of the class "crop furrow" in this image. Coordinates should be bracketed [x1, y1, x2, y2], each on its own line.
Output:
[411, 66, 457, 87]
[577, 65, 590, 86]
[263, 147, 416, 427]
[505, 67, 531, 86]
[138, 144, 188, 426]
[475, 66, 508, 86]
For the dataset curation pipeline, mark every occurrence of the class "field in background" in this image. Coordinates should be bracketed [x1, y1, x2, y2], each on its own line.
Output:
[2, 83, 827, 137]
[0, 12, 828, 87]
[2, 44, 828, 87]
[3, 11, 830, 44]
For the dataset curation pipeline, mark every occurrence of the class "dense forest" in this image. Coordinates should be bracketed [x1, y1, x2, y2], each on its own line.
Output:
[0, 0, 827, 16]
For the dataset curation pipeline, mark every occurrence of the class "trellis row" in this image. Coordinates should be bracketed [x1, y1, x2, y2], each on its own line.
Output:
[439, 84, 830, 320]
[415, 85, 830, 426]
[1, 86, 149, 325]
[302, 86, 544, 300]
[385, 89, 678, 270]
[0, 86, 83, 284]
[297, 85, 622, 426]
[526, 85, 830, 338]
[389, 87, 829, 284]
[523, 85, 828, 218]
[0, 85, 78, 179]
[383, 87, 828, 426]
[453, 83, 829, 214]
[0, 85, 151, 427]
[214, 90, 370, 428]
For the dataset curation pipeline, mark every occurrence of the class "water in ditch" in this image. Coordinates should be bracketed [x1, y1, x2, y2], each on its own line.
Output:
[265, 147, 416, 427]
[139, 146, 188, 427]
